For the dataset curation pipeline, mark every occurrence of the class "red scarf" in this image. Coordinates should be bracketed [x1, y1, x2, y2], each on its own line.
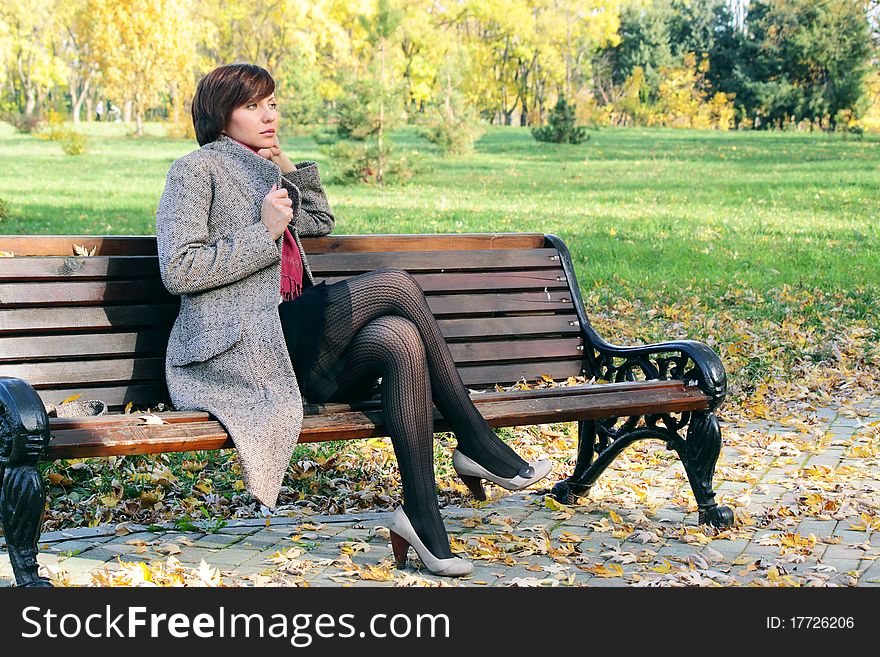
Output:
[280, 228, 304, 301]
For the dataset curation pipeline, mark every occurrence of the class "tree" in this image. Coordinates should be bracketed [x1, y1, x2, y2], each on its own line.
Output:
[57, 0, 98, 123]
[397, 0, 445, 113]
[357, 0, 404, 184]
[86, 0, 196, 136]
[422, 46, 486, 155]
[0, 0, 67, 117]
[531, 94, 588, 142]
[738, 0, 872, 129]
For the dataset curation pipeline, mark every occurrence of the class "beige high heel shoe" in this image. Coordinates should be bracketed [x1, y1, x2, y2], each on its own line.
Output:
[452, 450, 552, 501]
[387, 507, 472, 577]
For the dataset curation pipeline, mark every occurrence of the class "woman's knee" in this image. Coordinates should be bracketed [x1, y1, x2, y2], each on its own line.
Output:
[373, 267, 422, 293]
[368, 316, 425, 363]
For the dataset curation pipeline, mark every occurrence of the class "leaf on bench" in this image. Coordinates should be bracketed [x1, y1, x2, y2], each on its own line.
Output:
[73, 243, 98, 256]
[138, 413, 167, 425]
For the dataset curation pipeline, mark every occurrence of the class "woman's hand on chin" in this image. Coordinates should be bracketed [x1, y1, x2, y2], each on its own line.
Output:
[257, 134, 296, 173]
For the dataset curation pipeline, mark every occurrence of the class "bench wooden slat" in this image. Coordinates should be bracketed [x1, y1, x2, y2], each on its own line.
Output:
[0, 315, 580, 353]
[44, 380, 693, 430]
[0, 233, 546, 257]
[0, 281, 176, 307]
[0, 305, 180, 333]
[49, 421, 231, 458]
[436, 315, 580, 339]
[0, 237, 159, 256]
[308, 249, 561, 273]
[24, 359, 588, 407]
[0, 330, 170, 361]
[427, 291, 574, 316]
[49, 410, 216, 429]
[319, 269, 568, 292]
[0, 256, 162, 281]
[459, 359, 584, 387]
[46, 384, 708, 458]
[0, 357, 165, 387]
[451, 338, 582, 363]
[35, 383, 169, 408]
[304, 234, 547, 253]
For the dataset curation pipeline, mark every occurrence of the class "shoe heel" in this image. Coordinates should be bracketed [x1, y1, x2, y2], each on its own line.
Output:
[459, 474, 487, 501]
[390, 531, 410, 569]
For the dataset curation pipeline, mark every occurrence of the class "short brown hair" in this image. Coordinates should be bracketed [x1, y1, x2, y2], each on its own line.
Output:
[191, 63, 275, 146]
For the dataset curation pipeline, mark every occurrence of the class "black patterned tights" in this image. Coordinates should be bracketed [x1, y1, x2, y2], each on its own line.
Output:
[282, 268, 528, 559]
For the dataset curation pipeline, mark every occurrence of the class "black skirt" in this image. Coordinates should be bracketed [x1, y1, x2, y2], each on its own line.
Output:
[278, 280, 354, 404]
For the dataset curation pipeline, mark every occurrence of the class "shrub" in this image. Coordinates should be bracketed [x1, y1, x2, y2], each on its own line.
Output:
[2, 111, 44, 134]
[310, 125, 339, 146]
[44, 110, 67, 141]
[531, 96, 589, 144]
[0, 196, 9, 221]
[420, 63, 486, 156]
[60, 131, 87, 155]
[334, 77, 387, 141]
[322, 139, 426, 186]
[421, 118, 485, 156]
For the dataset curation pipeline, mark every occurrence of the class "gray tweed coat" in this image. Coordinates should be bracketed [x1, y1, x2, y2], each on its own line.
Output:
[155, 133, 335, 507]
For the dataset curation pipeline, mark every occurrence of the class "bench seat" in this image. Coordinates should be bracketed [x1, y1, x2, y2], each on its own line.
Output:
[46, 380, 709, 458]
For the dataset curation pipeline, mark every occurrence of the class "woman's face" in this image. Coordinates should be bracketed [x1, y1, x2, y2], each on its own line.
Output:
[224, 93, 278, 150]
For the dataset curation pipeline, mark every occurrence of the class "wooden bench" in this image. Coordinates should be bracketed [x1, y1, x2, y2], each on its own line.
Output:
[0, 232, 732, 586]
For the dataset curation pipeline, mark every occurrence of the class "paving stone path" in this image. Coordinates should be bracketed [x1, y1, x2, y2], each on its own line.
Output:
[2, 403, 878, 587]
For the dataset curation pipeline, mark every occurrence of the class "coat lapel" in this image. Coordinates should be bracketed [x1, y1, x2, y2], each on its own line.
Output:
[205, 134, 282, 190]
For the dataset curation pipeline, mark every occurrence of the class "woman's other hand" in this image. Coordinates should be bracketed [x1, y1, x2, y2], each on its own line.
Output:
[261, 184, 293, 239]
[257, 134, 296, 174]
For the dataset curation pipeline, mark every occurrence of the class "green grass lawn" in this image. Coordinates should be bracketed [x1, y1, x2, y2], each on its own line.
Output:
[1, 121, 877, 310]
[3, 120, 877, 530]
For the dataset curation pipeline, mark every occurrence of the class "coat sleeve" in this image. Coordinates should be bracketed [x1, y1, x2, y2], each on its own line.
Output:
[156, 157, 281, 296]
[281, 161, 336, 237]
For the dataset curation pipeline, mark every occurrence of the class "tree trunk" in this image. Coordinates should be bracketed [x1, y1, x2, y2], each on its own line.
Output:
[25, 88, 37, 116]
[123, 100, 133, 123]
[171, 82, 181, 124]
[70, 77, 90, 124]
[71, 84, 81, 124]
[444, 70, 454, 125]
[378, 41, 385, 186]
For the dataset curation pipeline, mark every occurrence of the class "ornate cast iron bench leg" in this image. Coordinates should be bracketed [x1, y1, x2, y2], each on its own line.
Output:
[680, 409, 734, 528]
[550, 420, 595, 502]
[1, 377, 52, 587]
[550, 409, 733, 528]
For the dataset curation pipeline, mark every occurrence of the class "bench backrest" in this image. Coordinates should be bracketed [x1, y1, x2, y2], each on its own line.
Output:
[0, 234, 587, 410]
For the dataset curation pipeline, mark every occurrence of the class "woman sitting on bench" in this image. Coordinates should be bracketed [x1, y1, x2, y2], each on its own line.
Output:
[155, 63, 551, 577]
